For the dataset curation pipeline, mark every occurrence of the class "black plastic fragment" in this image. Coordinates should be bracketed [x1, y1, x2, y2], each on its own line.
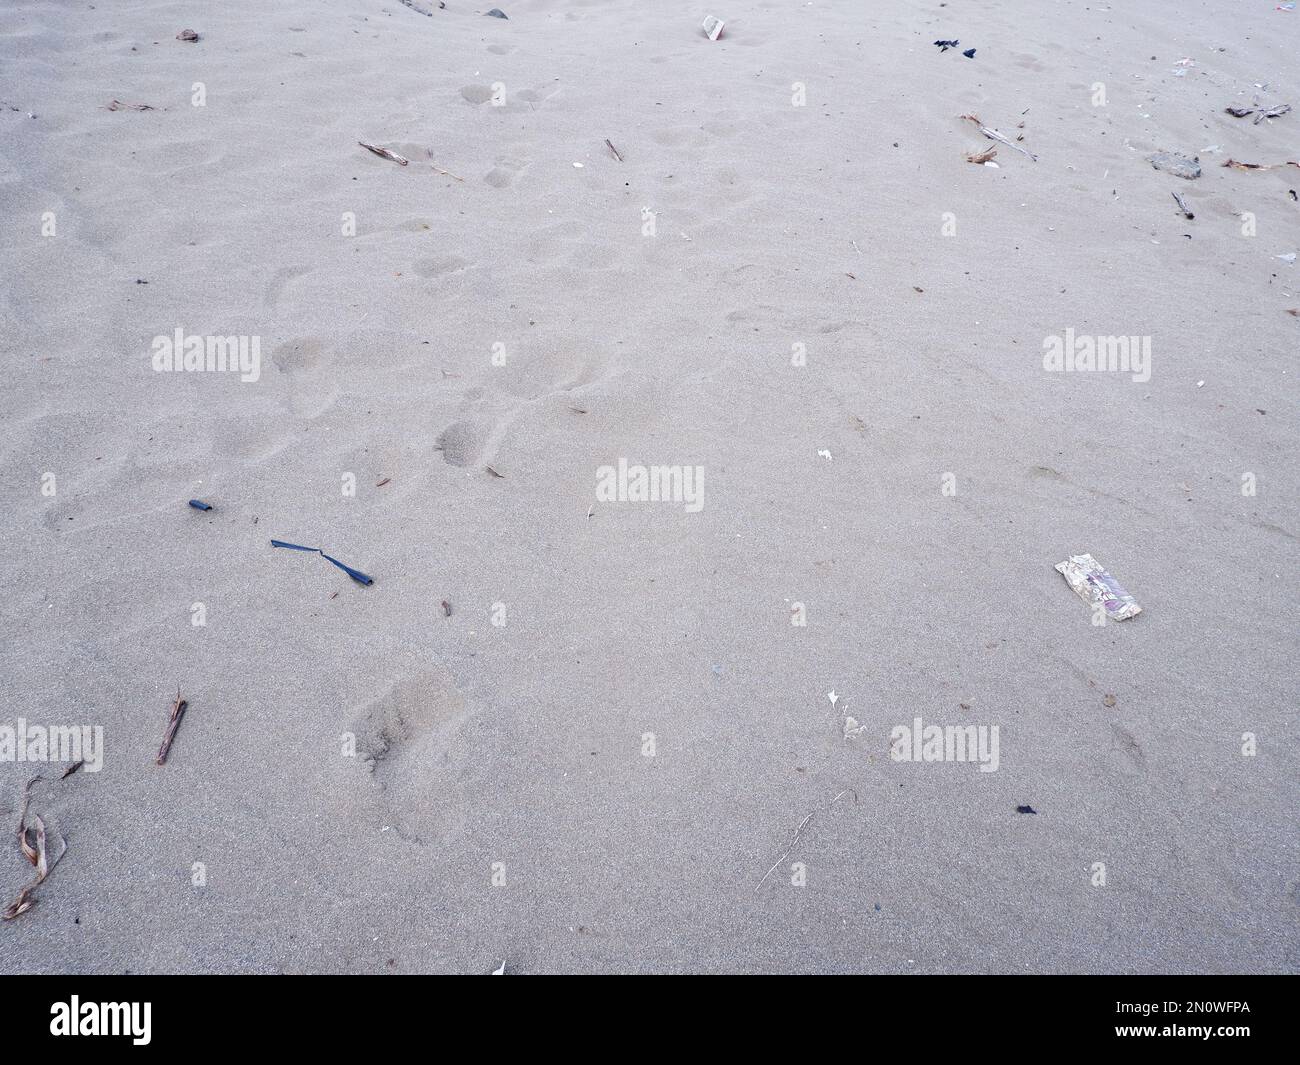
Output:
[1016, 805, 1038, 815]
[933, 39, 959, 51]
[271, 539, 373, 586]
[963, 48, 976, 58]
[188, 499, 213, 511]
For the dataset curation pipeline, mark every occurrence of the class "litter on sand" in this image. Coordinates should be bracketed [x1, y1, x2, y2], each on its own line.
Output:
[605, 138, 624, 162]
[4, 777, 68, 921]
[1223, 158, 1300, 170]
[188, 499, 213, 511]
[1147, 151, 1201, 179]
[485, 7, 508, 18]
[176, 29, 200, 42]
[1225, 102, 1291, 122]
[156, 687, 189, 766]
[702, 15, 725, 41]
[960, 114, 1037, 161]
[933, 39, 960, 51]
[962, 48, 976, 59]
[271, 539, 374, 585]
[1172, 190, 1195, 219]
[755, 789, 857, 891]
[1055, 553, 1142, 621]
[358, 141, 408, 166]
[1016, 805, 1038, 815]
[106, 100, 156, 111]
[965, 147, 998, 165]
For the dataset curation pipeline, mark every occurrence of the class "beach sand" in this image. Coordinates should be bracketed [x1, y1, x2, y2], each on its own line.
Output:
[1, 0, 1296, 973]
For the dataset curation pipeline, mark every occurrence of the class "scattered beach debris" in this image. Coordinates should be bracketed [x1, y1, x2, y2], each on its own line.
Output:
[827, 691, 838, 708]
[359, 141, 408, 166]
[755, 788, 857, 891]
[1055, 553, 1142, 621]
[485, 7, 508, 18]
[963, 48, 976, 59]
[1277, 252, 1298, 263]
[1103, 694, 1117, 708]
[188, 499, 213, 511]
[961, 114, 1037, 161]
[816, 449, 832, 461]
[934, 39, 960, 52]
[376, 477, 391, 487]
[604, 138, 623, 162]
[1147, 151, 1200, 179]
[441, 600, 452, 617]
[1223, 158, 1300, 170]
[271, 539, 374, 585]
[156, 687, 189, 766]
[5, 779, 67, 921]
[702, 15, 725, 41]
[485, 465, 505, 478]
[61, 761, 83, 779]
[1016, 805, 1038, 815]
[176, 29, 200, 42]
[106, 100, 156, 111]
[1172, 190, 1195, 219]
[842, 715, 867, 740]
[398, 0, 436, 16]
[1226, 102, 1292, 123]
[965, 146, 998, 165]
[492, 960, 507, 975]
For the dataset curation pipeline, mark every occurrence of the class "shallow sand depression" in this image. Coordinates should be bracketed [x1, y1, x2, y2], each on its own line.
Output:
[0, 1, 1296, 973]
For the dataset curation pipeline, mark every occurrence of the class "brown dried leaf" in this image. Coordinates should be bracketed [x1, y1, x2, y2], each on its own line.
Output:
[2, 887, 35, 921]
[964, 147, 998, 164]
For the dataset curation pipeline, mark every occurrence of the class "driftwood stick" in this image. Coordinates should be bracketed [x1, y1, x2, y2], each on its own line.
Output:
[156, 687, 189, 765]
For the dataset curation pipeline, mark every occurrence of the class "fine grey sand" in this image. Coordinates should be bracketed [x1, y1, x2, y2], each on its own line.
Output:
[1, 1, 1297, 973]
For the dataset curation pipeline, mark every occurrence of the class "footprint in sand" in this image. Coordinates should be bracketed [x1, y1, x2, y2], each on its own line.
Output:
[484, 158, 527, 188]
[412, 255, 468, 279]
[460, 85, 495, 105]
[436, 419, 490, 467]
[349, 671, 477, 842]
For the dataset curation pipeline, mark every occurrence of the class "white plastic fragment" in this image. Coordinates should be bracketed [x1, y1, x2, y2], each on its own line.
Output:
[817, 449, 833, 461]
[1055, 553, 1142, 621]
[702, 15, 725, 41]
